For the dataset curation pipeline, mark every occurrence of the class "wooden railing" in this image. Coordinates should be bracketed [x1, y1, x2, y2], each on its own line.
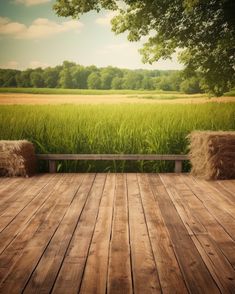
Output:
[36, 154, 189, 173]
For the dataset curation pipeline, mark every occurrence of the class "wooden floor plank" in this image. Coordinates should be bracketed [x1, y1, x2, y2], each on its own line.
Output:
[0, 173, 234, 293]
[196, 234, 235, 293]
[0, 175, 50, 204]
[160, 174, 207, 236]
[0, 178, 23, 202]
[137, 173, 188, 293]
[0, 175, 53, 217]
[190, 235, 225, 293]
[107, 174, 133, 294]
[180, 174, 235, 267]
[79, 173, 116, 294]
[0, 174, 59, 254]
[207, 181, 235, 206]
[0, 174, 84, 293]
[0, 175, 55, 232]
[23, 173, 95, 293]
[193, 177, 235, 222]
[162, 174, 235, 292]
[51, 174, 106, 294]
[127, 173, 161, 294]
[0, 177, 29, 195]
[218, 180, 235, 198]
[154, 174, 220, 293]
[0, 173, 84, 293]
[0, 175, 66, 279]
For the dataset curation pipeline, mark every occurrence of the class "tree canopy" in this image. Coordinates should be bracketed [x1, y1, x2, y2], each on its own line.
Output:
[53, 0, 235, 96]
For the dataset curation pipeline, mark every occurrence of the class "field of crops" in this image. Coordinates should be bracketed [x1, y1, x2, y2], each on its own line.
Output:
[0, 102, 234, 172]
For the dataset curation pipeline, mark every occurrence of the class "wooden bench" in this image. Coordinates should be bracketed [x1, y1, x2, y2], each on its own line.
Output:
[36, 154, 189, 173]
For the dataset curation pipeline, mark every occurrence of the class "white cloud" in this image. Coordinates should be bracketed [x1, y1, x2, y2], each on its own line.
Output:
[0, 60, 50, 69]
[15, 0, 50, 6]
[0, 61, 19, 69]
[29, 61, 49, 68]
[95, 11, 117, 26]
[0, 17, 84, 40]
[0, 17, 26, 35]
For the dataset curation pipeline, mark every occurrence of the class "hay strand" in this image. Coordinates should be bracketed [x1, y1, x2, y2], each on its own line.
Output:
[0, 140, 37, 177]
[187, 131, 235, 180]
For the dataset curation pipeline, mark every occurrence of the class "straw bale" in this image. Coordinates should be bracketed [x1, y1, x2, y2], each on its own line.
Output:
[188, 131, 235, 180]
[0, 140, 37, 177]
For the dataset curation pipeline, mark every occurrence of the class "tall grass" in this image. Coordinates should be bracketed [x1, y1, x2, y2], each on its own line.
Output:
[0, 103, 234, 172]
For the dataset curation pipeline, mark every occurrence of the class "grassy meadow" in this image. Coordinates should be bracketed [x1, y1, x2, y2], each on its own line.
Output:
[0, 87, 179, 95]
[0, 102, 234, 172]
[0, 87, 234, 96]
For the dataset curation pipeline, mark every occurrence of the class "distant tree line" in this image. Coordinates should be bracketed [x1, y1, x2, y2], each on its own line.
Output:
[0, 61, 205, 94]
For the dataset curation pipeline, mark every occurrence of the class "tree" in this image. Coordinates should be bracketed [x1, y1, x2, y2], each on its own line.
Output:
[43, 67, 60, 88]
[30, 70, 44, 88]
[0, 69, 19, 87]
[59, 68, 74, 88]
[53, 0, 235, 96]
[141, 76, 154, 90]
[111, 77, 123, 89]
[87, 72, 101, 89]
[180, 77, 203, 94]
[59, 62, 75, 88]
[100, 66, 122, 89]
[16, 69, 33, 87]
[71, 65, 90, 89]
[157, 76, 173, 91]
[123, 72, 143, 89]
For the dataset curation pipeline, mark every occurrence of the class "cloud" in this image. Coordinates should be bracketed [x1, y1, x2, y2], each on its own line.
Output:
[0, 17, 26, 35]
[15, 0, 50, 6]
[0, 17, 84, 39]
[0, 61, 19, 69]
[29, 61, 49, 68]
[95, 11, 117, 26]
[0, 60, 50, 69]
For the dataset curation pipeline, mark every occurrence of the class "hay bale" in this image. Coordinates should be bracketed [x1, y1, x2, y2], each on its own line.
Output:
[0, 140, 37, 177]
[188, 131, 235, 180]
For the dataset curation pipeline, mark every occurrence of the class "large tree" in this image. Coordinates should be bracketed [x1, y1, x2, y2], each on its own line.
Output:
[53, 0, 235, 96]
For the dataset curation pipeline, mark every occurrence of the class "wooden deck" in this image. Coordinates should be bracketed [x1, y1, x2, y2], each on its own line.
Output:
[0, 173, 234, 293]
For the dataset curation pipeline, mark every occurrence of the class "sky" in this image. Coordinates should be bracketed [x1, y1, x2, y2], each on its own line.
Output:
[0, 0, 183, 70]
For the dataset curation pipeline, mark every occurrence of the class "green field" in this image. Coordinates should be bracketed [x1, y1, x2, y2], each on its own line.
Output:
[0, 87, 180, 95]
[0, 103, 234, 172]
[224, 90, 235, 96]
[0, 87, 234, 97]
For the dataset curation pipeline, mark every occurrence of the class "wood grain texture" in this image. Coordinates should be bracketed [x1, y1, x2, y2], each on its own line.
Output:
[127, 173, 161, 293]
[79, 174, 116, 294]
[155, 174, 220, 293]
[107, 174, 133, 294]
[51, 174, 107, 294]
[0, 173, 234, 293]
[137, 174, 188, 293]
